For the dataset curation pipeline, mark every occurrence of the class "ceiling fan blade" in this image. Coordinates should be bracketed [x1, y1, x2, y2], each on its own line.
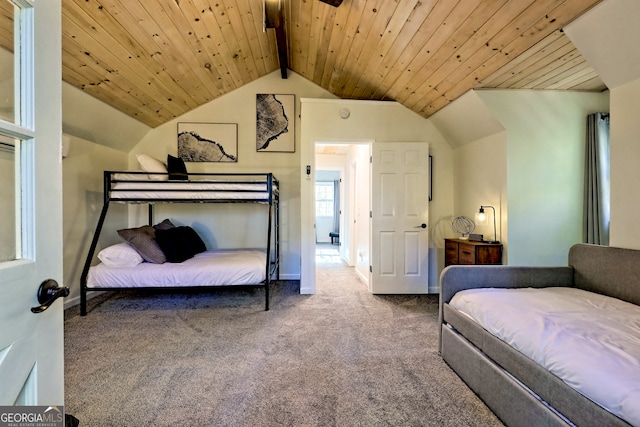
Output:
[318, 0, 343, 6]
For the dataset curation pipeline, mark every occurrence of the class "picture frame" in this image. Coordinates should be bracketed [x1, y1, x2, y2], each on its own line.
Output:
[429, 155, 433, 201]
[256, 94, 295, 153]
[177, 122, 238, 162]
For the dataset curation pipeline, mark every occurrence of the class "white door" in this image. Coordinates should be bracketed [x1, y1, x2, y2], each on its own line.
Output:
[0, 0, 64, 406]
[371, 142, 429, 293]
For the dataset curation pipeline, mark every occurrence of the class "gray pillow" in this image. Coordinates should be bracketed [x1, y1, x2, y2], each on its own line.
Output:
[117, 225, 166, 264]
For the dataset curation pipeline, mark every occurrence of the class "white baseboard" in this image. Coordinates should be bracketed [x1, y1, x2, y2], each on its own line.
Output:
[277, 273, 300, 281]
[355, 269, 369, 287]
[64, 290, 104, 310]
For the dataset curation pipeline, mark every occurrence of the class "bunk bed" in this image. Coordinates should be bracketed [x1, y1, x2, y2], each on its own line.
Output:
[80, 170, 280, 315]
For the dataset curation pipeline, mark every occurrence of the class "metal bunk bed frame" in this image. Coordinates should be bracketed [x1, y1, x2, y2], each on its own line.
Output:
[79, 171, 280, 315]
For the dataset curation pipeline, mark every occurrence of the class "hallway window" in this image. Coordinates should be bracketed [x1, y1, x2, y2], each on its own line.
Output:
[316, 182, 334, 216]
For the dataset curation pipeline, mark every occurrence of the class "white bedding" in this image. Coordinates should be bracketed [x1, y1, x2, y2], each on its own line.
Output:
[88, 249, 267, 288]
[449, 287, 640, 426]
[109, 173, 277, 201]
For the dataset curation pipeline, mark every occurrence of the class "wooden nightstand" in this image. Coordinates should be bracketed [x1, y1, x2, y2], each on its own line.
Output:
[445, 238, 503, 266]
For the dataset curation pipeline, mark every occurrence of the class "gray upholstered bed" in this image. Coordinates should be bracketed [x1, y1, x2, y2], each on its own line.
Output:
[439, 243, 640, 427]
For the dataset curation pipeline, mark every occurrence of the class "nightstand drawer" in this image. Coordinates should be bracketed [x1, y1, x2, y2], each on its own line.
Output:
[445, 240, 459, 265]
[476, 246, 503, 264]
[444, 238, 503, 266]
[458, 243, 476, 264]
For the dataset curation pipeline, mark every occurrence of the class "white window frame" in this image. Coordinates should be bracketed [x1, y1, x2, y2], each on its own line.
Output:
[0, 0, 35, 264]
[315, 181, 334, 217]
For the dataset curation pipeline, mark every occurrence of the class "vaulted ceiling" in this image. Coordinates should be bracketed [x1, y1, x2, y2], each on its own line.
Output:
[3, 0, 607, 128]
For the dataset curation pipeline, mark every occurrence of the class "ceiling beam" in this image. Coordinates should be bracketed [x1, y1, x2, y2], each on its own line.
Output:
[274, 24, 288, 79]
[265, 0, 288, 79]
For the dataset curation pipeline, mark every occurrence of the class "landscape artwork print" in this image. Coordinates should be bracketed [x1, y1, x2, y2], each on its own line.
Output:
[178, 122, 238, 162]
[256, 94, 295, 152]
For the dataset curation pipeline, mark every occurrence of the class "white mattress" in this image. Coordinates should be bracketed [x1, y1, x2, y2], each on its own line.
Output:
[87, 249, 267, 288]
[449, 287, 640, 426]
[109, 173, 277, 201]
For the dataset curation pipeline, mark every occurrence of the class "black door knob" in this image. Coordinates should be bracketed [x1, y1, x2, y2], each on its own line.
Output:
[31, 279, 69, 314]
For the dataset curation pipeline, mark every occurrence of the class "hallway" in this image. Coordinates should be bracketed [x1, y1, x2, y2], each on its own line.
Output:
[315, 242, 342, 264]
[315, 243, 368, 294]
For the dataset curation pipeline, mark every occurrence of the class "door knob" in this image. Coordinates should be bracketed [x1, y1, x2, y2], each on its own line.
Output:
[31, 279, 69, 314]
[415, 223, 427, 229]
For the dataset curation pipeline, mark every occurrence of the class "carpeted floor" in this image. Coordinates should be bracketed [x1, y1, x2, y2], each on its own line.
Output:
[64, 247, 503, 426]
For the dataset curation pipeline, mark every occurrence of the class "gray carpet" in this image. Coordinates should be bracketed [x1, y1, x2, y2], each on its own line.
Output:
[64, 255, 503, 426]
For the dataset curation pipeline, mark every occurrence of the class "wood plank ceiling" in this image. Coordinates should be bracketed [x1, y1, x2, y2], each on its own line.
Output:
[2, 0, 607, 128]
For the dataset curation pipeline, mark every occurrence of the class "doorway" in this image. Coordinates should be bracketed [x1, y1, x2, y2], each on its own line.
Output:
[306, 141, 431, 295]
[315, 142, 372, 290]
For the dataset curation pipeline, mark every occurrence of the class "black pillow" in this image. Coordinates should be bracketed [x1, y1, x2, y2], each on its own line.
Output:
[167, 154, 188, 180]
[153, 218, 175, 231]
[155, 226, 206, 263]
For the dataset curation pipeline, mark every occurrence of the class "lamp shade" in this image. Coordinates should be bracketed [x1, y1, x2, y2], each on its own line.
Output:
[477, 207, 486, 222]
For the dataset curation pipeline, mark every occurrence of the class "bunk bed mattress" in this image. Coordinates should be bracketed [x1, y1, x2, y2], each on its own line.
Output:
[449, 286, 640, 426]
[87, 249, 267, 288]
[109, 173, 277, 201]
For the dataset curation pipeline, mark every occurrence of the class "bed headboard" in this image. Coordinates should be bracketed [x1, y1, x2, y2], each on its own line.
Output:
[569, 243, 640, 306]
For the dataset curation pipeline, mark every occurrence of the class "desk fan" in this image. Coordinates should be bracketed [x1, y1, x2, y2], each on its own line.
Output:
[452, 216, 475, 240]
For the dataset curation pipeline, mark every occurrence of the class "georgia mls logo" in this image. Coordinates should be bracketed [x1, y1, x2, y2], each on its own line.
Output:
[44, 406, 63, 419]
[0, 405, 64, 427]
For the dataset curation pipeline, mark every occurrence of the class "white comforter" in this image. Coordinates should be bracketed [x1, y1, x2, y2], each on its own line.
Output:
[450, 287, 640, 426]
[88, 249, 267, 288]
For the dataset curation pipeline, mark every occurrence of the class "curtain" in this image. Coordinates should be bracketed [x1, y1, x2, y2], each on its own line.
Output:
[583, 112, 610, 245]
[333, 180, 340, 233]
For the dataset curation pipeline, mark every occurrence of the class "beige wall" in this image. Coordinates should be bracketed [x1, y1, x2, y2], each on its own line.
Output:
[62, 82, 151, 152]
[609, 78, 640, 249]
[476, 90, 610, 265]
[453, 131, 508, 260]
[62, 136, 129, 306]
[438, 89, 609, 267]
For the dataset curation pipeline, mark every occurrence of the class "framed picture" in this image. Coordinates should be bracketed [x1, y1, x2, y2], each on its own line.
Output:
[256, 94, 295, 152]
[429, 155, 433, 201]
[177, 122, 238, 162]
